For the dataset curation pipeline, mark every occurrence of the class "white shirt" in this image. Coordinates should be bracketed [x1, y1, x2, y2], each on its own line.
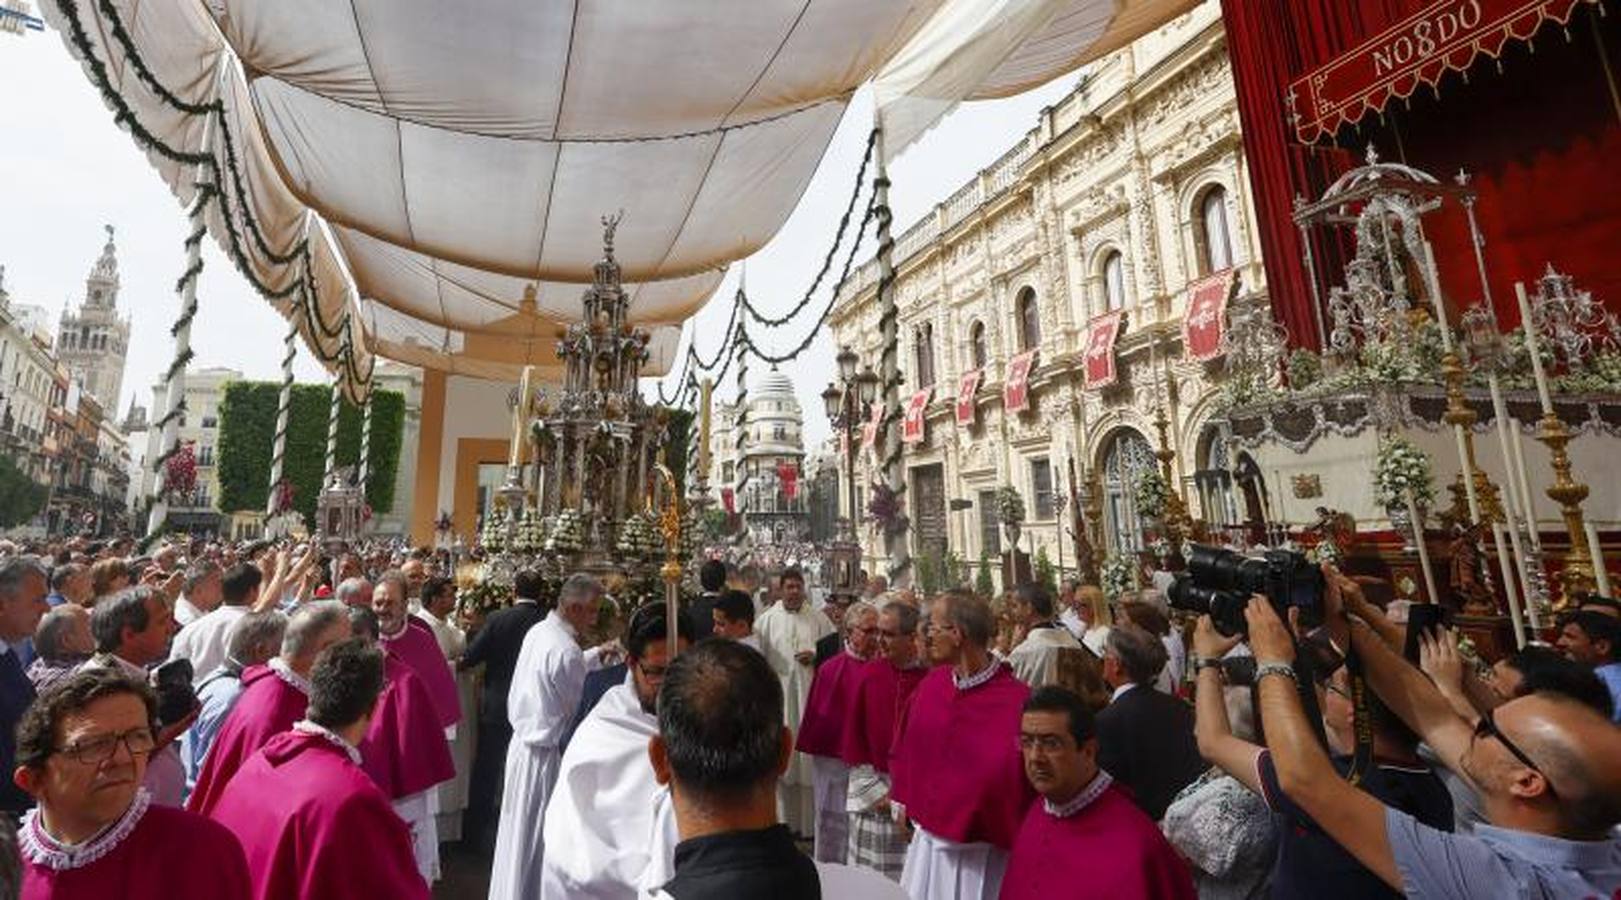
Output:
[173, 596, 203, 628]
[168, 605, 249, 686]
[508, 611, 608, 749]
[1109, 682, 1138, 704]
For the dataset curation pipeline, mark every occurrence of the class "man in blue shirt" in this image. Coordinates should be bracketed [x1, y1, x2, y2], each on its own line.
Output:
[1248, 569, 1621, 898]
[1556, 610, 1621, 723]
[180, 610, 286, 799]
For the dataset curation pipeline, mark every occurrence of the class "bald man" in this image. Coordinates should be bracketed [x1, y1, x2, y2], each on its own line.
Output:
[1248, 570, 1621, 897]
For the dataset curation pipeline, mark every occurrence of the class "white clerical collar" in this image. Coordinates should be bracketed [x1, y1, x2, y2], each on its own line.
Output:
[293, 720, 363, 766]
[20, 788, 151, 871]
[268, 657, 311, 695]
[379, 621, 409, 642]
[514, 597, 540, 607]
[953, 658, 1000, 691]
[1044, 771, 1114, 818]
[844, 643, 872, 663]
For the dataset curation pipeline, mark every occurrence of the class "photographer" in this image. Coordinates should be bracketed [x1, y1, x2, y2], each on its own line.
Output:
[1191, 611, 1451, 900]
[1250, 570, 1621, 896]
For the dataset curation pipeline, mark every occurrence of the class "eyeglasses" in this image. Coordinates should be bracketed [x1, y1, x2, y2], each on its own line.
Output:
[1473, 709, 1546, 781]
[55, 727, 156, 765]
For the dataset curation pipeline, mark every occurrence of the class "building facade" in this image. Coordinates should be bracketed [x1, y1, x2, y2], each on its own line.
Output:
[707, 368, 812, 545]
[828, 6, 1264, 578]
[142, 366, 241, 534]
[56, 227, 131, 411]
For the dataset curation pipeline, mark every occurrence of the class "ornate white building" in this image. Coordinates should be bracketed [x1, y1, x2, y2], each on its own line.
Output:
[828, 6, 1264, 576]
[707, 367, 812, 545]
[57, 226, 131, 410]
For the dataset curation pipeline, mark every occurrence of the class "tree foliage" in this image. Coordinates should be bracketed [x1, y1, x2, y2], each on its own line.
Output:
[0, 454, 47, 529]
[217, 382, 404, 524]
[975, 549, 996, 598]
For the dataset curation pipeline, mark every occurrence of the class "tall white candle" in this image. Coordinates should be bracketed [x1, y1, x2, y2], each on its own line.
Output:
[1492, 522, 1527, 649]
[509, 364, 534, 468]
[1407, 490, 1439, 604]
[1585, 521, 1613, 597]
[1510, 425, 1541, 552]
[1422, 242, 1453, 352]
[1515, 282, 1555, 416]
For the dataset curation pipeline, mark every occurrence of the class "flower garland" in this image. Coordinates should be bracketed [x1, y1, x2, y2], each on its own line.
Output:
[866, 481, 908, 536]
[163, 442, 198, 502]
[459, 579, 514, 618]
[1373, 436, 1436, 509]
[1133, 469, 1169, 520]
[994, 486, 1026, 527]
[1100, 552, 1138, 603]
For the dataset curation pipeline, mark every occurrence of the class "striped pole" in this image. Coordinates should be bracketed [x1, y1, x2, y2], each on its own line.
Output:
[732, 329, 750, 548]
[323, 381, 342, 483]
[357, 391, 373, 493]
[874, 128, 910, 586]
[265, 307, 298, 515]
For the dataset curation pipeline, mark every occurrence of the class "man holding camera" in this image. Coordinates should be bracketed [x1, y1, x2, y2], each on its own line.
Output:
[82, 586, 191, 808]
[1244, 569, 1621, 896]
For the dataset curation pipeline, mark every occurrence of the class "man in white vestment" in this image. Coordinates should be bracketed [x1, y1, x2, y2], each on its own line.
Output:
[1006, 583, 1084, 688]
[488, 574, 613, 900]
[752, 566, 834, 837]
[539, 604, 692, 899]
[417, 575, 475, 842]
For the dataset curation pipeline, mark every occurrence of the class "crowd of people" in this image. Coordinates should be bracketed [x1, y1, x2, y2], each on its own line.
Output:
[0, 533, 1615, 897]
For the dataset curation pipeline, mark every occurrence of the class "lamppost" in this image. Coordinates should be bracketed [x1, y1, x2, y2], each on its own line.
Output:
[821, 345, 879, 541]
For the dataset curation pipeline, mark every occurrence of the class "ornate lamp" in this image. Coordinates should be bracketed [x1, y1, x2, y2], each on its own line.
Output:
[837, 345, 860, 384]
[821, 382, 843, 422]
[857, 365, 880, 406]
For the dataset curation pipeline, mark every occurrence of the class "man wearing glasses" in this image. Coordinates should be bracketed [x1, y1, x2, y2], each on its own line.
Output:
[1248, 569, 1621, 897]
[14, 669, 250, 898]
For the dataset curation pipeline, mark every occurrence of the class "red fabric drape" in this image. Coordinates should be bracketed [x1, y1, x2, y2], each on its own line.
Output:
[1222, 0, 1621, 340]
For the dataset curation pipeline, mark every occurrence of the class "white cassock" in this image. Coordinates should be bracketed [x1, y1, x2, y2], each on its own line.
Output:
[1006, 626, 1083, 688]
[489, 611, 603, 900]
[419, 609, 476, 842]
[753, 602, 835, 836]
[900, 828, 1008, 900]
[538, 677, 680, 900]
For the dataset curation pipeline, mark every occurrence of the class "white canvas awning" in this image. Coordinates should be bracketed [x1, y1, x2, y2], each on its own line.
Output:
[44, 0, 1195, 396]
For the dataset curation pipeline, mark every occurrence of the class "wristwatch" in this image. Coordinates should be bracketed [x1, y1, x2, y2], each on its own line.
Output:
[1255, 661, 1298, 684]
[1193, 657, 1224, 674]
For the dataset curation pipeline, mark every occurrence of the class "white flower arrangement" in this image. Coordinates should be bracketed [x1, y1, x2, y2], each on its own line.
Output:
[1307, 537, 1342, 567]
[546, 509, 586, 554]
[1100, 552, 1138, 603]
[1133, 469, 1169, 520]
[480, 516, 506, 553]
[1372, 436, 1436, 509]
[1149, 536, 1172, 562]
[512, 508, 547, 554]
[616, 510, 662, 560]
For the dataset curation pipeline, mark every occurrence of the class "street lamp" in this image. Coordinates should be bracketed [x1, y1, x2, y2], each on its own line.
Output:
[824, 347, 876, 540]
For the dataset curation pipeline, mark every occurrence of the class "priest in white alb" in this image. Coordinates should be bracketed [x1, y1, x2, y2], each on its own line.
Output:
[538, 604, 691, 899]
[489, 574, 614, 900]
[1006, 583, 1085, 688]
[752, 566, 835, 836]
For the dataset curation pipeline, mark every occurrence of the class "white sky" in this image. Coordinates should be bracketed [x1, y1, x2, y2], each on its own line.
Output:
[0, 23, 1073, 446]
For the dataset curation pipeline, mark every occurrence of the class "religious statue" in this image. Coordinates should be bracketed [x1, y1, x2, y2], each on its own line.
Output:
[1447, 520, 1497, 616]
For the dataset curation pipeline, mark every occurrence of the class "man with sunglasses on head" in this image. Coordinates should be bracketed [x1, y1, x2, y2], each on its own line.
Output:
[14, 670, 250, 898]
[539, 604, 693, 900]
[1248, 568, 1621, 897]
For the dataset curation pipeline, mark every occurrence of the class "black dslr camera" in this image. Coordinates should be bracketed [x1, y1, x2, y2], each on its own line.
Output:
[1168, 544, 1324, 637]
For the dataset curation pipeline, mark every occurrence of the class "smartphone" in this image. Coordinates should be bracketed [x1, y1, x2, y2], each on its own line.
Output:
[1403, 602, 1451, 664]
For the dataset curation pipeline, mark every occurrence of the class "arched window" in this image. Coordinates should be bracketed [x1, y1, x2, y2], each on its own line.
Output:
[1017, 287, 1041, 350]
[1194, 426, 1238, 528]
[915, 323, 936, 388]
[1102, 252, 1126, 311]
[1200, 186, 1234, 273]
[969, 321, 987, 370]
[1101, 429, 1156, 553]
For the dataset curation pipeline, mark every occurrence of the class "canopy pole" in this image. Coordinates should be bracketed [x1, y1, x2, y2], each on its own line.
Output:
[357, 390, 374, 493]
[266, 307, 299, 519]
[323, 381, 342, 483]
[147, 116, 217, 542]
[732, 321, 750, 552]
[874, 127, 911, 587]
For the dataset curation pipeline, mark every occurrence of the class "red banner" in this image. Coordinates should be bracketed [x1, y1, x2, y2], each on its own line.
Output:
[902, 389, 932, 444]
[1004, 351, 1038, 412]
[956, 368, 982, 426]
[776, 461, 800, 501]
[1183, 269, 1235, 362]
[1287, 0, 1588, 144]
[860, 400, 882, 451]
[721, 487, 736, 514]
[1084, 311, 1125, 388]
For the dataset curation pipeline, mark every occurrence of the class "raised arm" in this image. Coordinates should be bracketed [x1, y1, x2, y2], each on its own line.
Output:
[1246, 598, 1401, 891]
[1348, 617, 1476, 777]
[1191, 616, 1263, 793]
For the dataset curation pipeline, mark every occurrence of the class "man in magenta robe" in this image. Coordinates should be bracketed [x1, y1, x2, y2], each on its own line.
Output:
[374, 570, 461, 729]
[890, 591, 1033, 899]
[210, 638, 429, 900]
[795, 599, 877, 863]
[1002, 685, 1195, 899]
[187, 601, 351, 817]
[839, 600, 928, 880]
[16, 669, 251, 899]
[350, 606, 455, 882]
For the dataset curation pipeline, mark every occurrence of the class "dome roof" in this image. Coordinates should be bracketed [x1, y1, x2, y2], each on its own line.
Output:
[755, 368, 796, 401]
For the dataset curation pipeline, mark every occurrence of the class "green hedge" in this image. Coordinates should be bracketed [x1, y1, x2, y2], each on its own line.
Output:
[217, 382, 404, 524]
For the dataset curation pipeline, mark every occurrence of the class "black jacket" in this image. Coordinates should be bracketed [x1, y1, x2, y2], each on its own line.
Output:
[461, 600, 545, 727]
[1095, 683, 1205, 821]
[688, 592, 720, 642]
